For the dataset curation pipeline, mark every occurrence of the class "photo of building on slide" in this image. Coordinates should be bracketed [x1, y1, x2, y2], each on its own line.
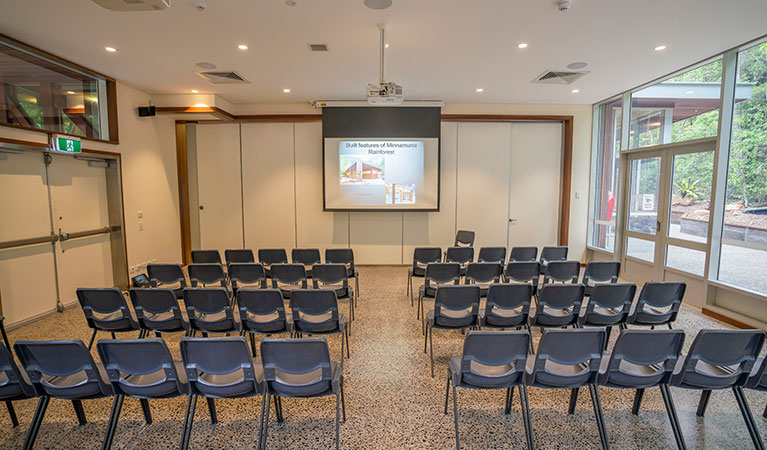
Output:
[386, 184, 416, 205]
[339, 155, 385, 185]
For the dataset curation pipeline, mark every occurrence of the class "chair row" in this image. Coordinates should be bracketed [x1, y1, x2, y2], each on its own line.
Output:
[0, 336, 344, 450]
[77, 287, 350, 361]
[445, 327, 767, 450]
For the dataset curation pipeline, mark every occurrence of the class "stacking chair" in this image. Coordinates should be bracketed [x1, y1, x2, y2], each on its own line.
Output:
[598, 330, 686, 449]
[425, 285, 481, 377]
[0, 343, 36, 428]
[626, 281, 686, 329]
[313, 264, 355, 328]
[325, 248, 360, 302]
[14, 340, 113, 450]
[529, 284, 585, 330]
[746, 354, 767, 419]
[418, 263, 462, 328]
[258, 248, 288, 278]
[290, 289, 350, 363]
[542, 260, 581, 285]
[481, 284, 534, 352]
[509, 246, 538, 262]
[0, 292, 12, 351]
[179, 337, 265, 450]
[539, 246, 568, 274]
[76, 288, 141, 349]
[270, 263, 308, 299]
[408, 247, 442, 307]
[147, 263, 187, 299]
[129, 288, 191, 337]
[445, 246, 474, 276]
[581, 261, 620, 297]
[525, 328, 609, 450]
[454, 230, 475, 247]
[578, 283, 636, 348]
[187, 263, 227, 289]
[464, 262, 503, 297]
[292, 248, 322, 277]
[237, 288, 292, 357]
[477, 247, 506, 264]
[191, 249, 222, 264]
[260, 338, 345, 450]
[503, 261, 541, 295]
[445, 331, 533, 450]
[97, 339, 190, 450]
[183, 288, 241, 336]
[228, 263, 267, 296]
[672, 329, 765, 449]
[224, 249, 255, 264]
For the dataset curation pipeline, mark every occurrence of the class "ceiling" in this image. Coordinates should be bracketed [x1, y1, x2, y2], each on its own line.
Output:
[0, 0, 765, 105]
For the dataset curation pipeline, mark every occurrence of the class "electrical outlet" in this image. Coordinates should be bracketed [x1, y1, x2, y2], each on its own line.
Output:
[137, 210, 143, 218]
[139, 222, 144, 231]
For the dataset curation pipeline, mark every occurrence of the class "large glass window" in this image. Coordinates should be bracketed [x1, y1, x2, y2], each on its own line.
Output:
[589, 97, 622, 251]
[0, 36, 113, 140]
[628, 59, 723, 149]
[718, 42, 767, 295]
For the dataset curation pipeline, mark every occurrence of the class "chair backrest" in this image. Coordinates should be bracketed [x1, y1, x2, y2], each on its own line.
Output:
[290, 289, 340, 331]
[228, 263, 267, 289]
[270, 264, 308, 288]
[581, 261, 620, 285]
[261, 338, 333, 390]
[147, 263, 186, 288]
[225, 249, 255, 264]
[97, 338, 186, 397]
[14, 340, 111, 398]
[599, 330, 684, 387]
[504, 261, 541, 285]
[528, 329, 605, 386]
[631, 281, 686, 324]
[454, 230, 475, 247]
[674, 329, 765, 388]
[183, 288, 233, 316]
[325, 248, 355, 273]
[486, 283, 532, 313]
[237, 288, 287, 332]
[180, 337, 262, 397]
[0, 342, 34, 398]
[583, 283, 636, 322]
[537, 284, 585, 311]
[187, 263, 227, 287]
[76, 288, 134, 329]
[509, 246, 538, 262]
[191, 250, 222, 264]
[458, 331, 529, 386]
[412, 247, 442, 268]
[477, 247, 506, 264]
[129, 288, 183, 316]
[433, 285, 480, 327]
[540, 246, 568, 263]
[292, 248, 322, 266]
[747, 352, 767, 390]
[543, 260, 581, 284]
[311, 264, 349, 288]
[424, 263, 462, 287]
[465, 262, 503, 284]
[258, 248, 288, 266]
[445, 246, 474, 265]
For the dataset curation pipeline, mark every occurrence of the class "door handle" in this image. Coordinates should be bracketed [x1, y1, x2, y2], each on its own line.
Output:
[509, 219, 517, 223]
[656, 220, 661, 233]
[199, 205, 204, 211]
[58, 228, 69, 242]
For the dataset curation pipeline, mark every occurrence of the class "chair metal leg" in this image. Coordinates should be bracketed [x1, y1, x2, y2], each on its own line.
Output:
[0, 320, 11, 352]
[568, 388, 579, 414]
[733, 386, 765, 450]
[6, 401, 18, 428]
[22, 395, 50, 450]
[632, 388, 645, 415]
[137, 398, 152, 424]
[588, 384, 610, 450]
[180, 395, 197, 450]
[659, 385, 687, 450]
[525, 325, 534, 354]
[258, 394, 267, 450]
[444, 374, 451, 414]
[505, 387, 513, 415]
[355, 276, 359, 306]
[335, 392, 341, 450]
[341, 379, 346, 422]
[72, 399, 87, 425]
[696, 390, 712, 417]
[87, 329, 98, 350]
[206, 398, 218, 424]
[763, 401, 767, 419]
[102, 395, 125, 450]
[408, 274, 412, 306]
[604, 326, 612, 350]
[261, 394, 271, 450]
[249, 333, 257, 357]
[452, 382, 460, 450]
[275, 396, 283, 423]
[520, 385, 535, 450]
[111, 332, 117, 339]
[429, 325, 435, 378]
[424, 324, 428, 354]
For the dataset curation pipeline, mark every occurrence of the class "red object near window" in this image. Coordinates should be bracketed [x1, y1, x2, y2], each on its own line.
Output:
[606, 192, 615, 221]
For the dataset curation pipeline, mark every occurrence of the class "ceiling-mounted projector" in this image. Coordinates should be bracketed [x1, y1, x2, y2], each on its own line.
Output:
[366, 24, 404, 105]
[92, 0, 170, 11]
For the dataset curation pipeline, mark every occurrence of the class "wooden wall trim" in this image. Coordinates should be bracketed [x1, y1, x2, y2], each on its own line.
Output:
[702, 307, 760, 330]
[560, 117, 573, 246]
[175, 122, 192, 265]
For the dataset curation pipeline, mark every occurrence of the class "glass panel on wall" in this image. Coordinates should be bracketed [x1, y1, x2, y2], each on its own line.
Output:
[628, 59, 723, 149]
[626, 236, 655, 263]
[627, 157, 660, 235]
[668, 151, 714, 242]
[0, 37, 109, 139]
[589, 97, 623, 251]
[717, 41, 767, 295]
[666, 245, 706, 276]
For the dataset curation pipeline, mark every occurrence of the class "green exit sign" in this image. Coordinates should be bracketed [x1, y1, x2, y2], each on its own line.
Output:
[51, 135, 82, 154]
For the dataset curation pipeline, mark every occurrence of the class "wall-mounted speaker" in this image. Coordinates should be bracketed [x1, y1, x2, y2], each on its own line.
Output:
[138, 106, 156, 117]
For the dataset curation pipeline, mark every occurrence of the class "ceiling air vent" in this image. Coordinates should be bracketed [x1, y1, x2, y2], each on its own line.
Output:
[308, 43, 329, 52]
[197, 71, 250, 84]
[531, 70, 589, 85]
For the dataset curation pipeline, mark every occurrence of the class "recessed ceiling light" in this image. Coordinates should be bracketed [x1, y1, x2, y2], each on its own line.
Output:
[475, 88, 484, 93]
[517, 42, 528, 49]
[105, 46, 117, 52]
[283, 88, 291, 93]
[238, 44, 248, 50]
[364, 0, 392, 10]
[385, 43, 389, 48]
[191, 89, 199, 93]
[285, 0, 296, 5]
[66, 91, 76, 95]
[685, 90, 694, 95]
[654, 45, 667, 51]
[571, 89, 580, 93]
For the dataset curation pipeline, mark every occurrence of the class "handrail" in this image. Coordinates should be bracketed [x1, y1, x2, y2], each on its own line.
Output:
[0, 233, 58, 250]
[59, 226, 115, 241]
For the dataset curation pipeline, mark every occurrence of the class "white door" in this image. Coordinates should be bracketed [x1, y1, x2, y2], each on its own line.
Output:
[507, 122, 563, 250]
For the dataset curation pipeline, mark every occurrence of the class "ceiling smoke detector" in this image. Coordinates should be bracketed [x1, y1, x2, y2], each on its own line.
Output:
[558, 0, 572, 11]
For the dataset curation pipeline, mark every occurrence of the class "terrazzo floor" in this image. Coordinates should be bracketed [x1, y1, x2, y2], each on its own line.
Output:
[1, 265, 764, 449]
